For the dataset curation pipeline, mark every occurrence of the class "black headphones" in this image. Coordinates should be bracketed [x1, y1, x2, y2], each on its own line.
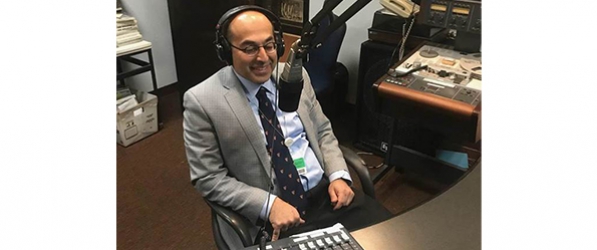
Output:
[214, 5, 285, 65]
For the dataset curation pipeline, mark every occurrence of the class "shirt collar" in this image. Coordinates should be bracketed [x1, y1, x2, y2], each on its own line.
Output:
[232, 68, 277, 98]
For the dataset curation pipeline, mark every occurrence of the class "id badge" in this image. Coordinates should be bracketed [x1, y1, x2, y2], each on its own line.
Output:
[293, 157, 306, 175]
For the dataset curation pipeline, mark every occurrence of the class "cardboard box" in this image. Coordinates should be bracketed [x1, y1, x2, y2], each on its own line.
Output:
[117, 91, 158, 147]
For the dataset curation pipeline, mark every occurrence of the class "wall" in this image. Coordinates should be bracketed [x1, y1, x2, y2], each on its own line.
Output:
[118, 0, 379, 95]
[309, 0, 382, 104]
[120, 0, 178, 91]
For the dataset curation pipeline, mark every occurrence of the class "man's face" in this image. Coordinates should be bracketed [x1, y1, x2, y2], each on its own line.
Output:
[228, 11, 278, 84]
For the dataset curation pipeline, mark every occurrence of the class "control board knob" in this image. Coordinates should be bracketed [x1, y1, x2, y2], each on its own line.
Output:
[387, 68, 398, 77]
[419, 49, 438, 58]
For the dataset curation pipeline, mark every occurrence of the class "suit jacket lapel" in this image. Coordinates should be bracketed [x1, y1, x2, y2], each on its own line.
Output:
[221, 67, 272, 179]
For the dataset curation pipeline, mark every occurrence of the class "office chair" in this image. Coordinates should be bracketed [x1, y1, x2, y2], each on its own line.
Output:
[205, 145, 376, 250]
[303, 13, 348, 119]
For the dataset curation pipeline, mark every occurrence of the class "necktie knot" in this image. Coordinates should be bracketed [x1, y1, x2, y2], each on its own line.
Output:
[257, 86, 275, 119]
[256, 87, 268, 102]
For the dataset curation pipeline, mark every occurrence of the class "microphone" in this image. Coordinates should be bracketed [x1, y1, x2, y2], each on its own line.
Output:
[278, 41, 304, 112]
[275, 0, 374, 112]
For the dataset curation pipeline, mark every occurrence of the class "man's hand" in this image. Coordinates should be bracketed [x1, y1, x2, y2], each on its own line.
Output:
[328, 179, 354, 210]
[269, 197, 305, 240]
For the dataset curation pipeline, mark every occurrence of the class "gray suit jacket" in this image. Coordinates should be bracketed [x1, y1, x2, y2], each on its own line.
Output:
[183, 64, 347, 248]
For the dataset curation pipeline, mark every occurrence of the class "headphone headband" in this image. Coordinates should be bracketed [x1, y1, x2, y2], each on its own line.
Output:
[214, 5, 285, 65]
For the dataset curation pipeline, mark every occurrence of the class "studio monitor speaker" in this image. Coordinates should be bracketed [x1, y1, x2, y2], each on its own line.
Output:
[355, 41, 396, 154]
[355, 40, 438, 156]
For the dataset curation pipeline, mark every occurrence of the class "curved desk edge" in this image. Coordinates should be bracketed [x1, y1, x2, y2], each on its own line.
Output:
[351, 160, 481, 250]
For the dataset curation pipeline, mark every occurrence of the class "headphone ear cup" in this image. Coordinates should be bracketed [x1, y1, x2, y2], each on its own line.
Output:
[215, 34, 232, 65]
[215, 43, 225, 62]
[220, 38, 232, 64]
[216, 45, 232, 65]
[276, 32, 285, 58]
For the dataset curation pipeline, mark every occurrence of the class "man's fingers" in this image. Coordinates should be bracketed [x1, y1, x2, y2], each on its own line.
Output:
[333, 194, 343, 210]
[330, 190, 339, 208]
[296, 217, 306, 227]
[272, 228, 280, 241]
[346, 195, 354, 206]
[333, 200, 343, 210]
[329, 190, 338, 203]
[291, 217, 306, 228]
[346, 192, 354, 205]
[333, 190, 356, 210]
[334, 191, 347, 210]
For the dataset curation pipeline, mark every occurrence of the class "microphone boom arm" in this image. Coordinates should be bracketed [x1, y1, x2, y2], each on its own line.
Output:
[288, 0, 373, 63]
[310, 0, 372, 48]
[298, 0, 344, 49]
[277, 0, 372, 112]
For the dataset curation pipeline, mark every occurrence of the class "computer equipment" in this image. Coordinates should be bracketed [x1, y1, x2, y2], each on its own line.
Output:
[417, 0, 481, 52]
[368, 8, 447, 45]
[383, 42, 481, 106]
[374, 42, 481, 143]
[242, 223, 364, 250]
[417, 0, 481, 33]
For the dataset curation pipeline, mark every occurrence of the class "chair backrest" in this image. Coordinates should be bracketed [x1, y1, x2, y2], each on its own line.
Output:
[304, 13, 347, 94]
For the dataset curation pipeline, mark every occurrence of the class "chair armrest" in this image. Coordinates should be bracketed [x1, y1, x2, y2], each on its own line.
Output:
[204, 199, 254, 247]
[339, 145, 376, 199]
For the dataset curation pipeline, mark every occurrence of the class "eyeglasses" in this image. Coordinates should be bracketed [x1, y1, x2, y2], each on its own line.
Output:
[228, 41, 277, 56]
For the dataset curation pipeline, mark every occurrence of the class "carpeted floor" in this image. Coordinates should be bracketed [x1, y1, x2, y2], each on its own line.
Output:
[117, 89, 440, 249]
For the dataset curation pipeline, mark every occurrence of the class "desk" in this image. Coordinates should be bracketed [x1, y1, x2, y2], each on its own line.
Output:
[351, 160, 481, 249]
[373, 42, 481, 144]
[368, 42, 481, 185]
[117, 43, 161, 128]
[117, 45, 158, 91]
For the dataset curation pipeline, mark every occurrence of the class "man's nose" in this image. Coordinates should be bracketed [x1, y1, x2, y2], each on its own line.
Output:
[255, 47, 270, 61]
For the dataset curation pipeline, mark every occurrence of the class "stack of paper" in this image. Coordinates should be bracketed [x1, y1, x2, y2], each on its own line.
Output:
[116, 3, 151, 56]
[117, 40, 152, 57]
[117, 15, 143, 47]
[117, 0, 123, 18]
[117, 94, 139, 113]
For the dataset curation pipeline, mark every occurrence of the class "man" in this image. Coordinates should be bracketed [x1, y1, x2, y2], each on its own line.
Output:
[183, 6, 391, 248]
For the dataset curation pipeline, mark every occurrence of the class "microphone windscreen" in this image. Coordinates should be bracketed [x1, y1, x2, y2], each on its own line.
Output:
[278, 79, 303, 112]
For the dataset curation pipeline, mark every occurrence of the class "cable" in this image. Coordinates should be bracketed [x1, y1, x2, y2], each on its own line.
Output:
[386, 41, 401, 72]
[398, 12, 417, 62]
[386, 12, 418, 74]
